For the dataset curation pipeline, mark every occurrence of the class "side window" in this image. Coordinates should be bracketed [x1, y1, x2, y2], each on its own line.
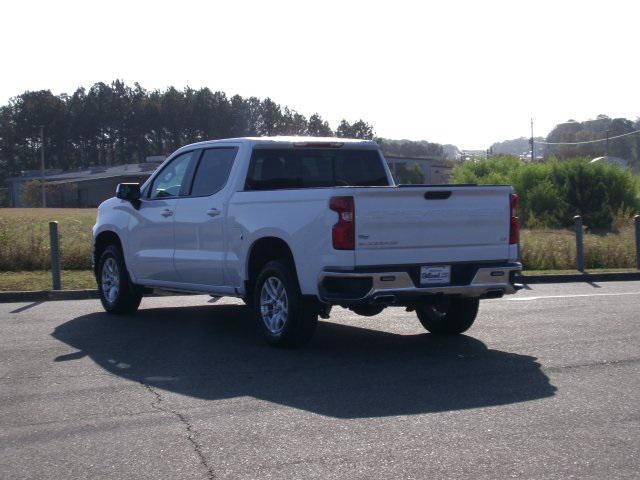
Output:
[149, 152, 194, 199]
[190, 148, 237, 197]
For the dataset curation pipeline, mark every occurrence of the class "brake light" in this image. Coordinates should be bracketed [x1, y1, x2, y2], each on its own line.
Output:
[329, 196, 355, 250]
[509, 193, 520, 245]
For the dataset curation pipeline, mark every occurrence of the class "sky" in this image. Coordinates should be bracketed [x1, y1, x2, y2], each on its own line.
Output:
[1, 0, 638, 150]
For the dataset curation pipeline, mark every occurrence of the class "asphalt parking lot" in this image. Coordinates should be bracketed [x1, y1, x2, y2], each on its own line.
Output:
[1, 281, 639, 479]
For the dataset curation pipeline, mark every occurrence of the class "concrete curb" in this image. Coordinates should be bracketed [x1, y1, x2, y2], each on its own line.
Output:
[1, 271, 639, 303]
[0, 289, 100, 303]
[522, 272, 640, 284]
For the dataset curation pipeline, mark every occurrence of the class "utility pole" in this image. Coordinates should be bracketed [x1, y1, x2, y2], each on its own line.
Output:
[530, 118, 535, 162]
[40, 125, 46, 208]
[605, 129, 610, 157]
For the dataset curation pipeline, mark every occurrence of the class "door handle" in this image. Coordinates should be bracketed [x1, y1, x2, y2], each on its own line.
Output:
[424, 191, 452, 200]
[161, 209, 173, 217]
[206, 208, 221, 217]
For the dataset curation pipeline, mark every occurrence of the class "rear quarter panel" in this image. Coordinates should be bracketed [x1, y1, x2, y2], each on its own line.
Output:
[227, 189, 353, 295]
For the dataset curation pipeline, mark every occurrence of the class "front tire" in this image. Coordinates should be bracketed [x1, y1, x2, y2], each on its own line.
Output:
[415, 296, 479, 334]
[253, 260, 318, 347]
[97, 244, 143, 314]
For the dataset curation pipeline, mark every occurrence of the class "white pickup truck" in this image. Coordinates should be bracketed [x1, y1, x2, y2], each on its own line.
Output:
[93, 136, 522, 346]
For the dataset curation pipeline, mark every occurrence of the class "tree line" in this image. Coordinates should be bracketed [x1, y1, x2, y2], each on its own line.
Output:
[0, 80, 376, 183]
[375, 138, 446, 159]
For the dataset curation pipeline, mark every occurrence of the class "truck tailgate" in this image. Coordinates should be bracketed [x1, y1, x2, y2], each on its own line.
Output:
[353, 186, 512, 266]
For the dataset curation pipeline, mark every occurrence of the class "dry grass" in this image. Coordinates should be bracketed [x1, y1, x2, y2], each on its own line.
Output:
[0, 208, 637, 275]
[0, 208, 95, 271]
[521, 225, 637, 270]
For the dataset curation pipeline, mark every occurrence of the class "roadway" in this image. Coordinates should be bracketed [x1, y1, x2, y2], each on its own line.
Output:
[1, 281, 639, 479]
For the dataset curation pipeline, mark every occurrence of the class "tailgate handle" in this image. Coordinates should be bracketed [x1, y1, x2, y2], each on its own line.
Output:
[424, 191, 451, 200]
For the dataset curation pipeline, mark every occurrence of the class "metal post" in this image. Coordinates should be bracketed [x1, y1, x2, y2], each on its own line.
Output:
[49, 221, 61, 290]
[40, 125, 46, 208]
[530, 118, 535, 163]
[634, 215, 640, 270]
[574, 215, 585, 273]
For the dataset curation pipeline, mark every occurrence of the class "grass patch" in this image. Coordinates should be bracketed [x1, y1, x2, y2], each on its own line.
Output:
[0, 208, 95, 270]
[521, 224, 637, 270]
[0, 207, 637, 276]
[0, 270, 96, 291]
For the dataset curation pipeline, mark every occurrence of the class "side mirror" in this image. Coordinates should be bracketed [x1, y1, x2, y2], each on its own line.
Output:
[116, 183, 141, 202]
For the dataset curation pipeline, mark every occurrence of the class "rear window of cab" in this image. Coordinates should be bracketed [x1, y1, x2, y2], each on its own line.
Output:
[244, 148, 390, 191]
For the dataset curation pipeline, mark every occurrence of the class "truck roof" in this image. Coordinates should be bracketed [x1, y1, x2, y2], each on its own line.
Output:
[174, 136, 377, 153]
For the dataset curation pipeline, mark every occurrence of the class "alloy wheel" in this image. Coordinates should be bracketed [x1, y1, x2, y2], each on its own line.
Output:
[260, 276, 289, 335]
[101, 257, 120, 304]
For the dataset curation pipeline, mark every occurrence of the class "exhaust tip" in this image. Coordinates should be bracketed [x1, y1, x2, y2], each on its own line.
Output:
[373, 295, 397, 305]
[482, 290, 504, 299]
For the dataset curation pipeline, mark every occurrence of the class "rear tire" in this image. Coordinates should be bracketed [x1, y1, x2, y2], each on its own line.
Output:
[253, 260, 318, 347]
[97, 244, 143, 314]
[415, 296, 479, 334]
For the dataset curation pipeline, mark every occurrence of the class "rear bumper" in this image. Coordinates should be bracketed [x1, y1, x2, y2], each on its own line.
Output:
[318, 262, 522, 305]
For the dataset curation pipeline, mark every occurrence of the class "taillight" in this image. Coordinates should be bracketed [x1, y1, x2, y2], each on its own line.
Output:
[509, 193, 520, 245]
[329, 196, 355, 250]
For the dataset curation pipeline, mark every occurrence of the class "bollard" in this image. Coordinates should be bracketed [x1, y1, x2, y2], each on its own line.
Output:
[635, 215, 640, 271]
[49, 221, 62, 290]
[574, 215, 585, 273]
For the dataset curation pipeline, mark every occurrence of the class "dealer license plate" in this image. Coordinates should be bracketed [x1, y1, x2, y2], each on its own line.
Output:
[420, 265, 451, 285]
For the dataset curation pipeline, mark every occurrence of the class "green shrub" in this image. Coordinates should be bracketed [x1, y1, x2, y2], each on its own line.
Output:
[453, 156, 640, 230]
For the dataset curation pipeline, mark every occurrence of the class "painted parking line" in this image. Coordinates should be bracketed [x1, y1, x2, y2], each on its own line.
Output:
[509, 291, 640, 301]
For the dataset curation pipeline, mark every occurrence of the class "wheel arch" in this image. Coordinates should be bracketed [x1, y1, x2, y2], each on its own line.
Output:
[93, 230, 124, 278]
[245, 236, 297, 298]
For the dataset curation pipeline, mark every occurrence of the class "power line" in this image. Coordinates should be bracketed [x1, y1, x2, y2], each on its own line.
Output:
[534, 128, 640, 145]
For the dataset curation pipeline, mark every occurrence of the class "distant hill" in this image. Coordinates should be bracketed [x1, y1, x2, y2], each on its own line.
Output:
[490, 137, 544, 158]
[489, 115, 640, 171]
[544, 115, 640, 170]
